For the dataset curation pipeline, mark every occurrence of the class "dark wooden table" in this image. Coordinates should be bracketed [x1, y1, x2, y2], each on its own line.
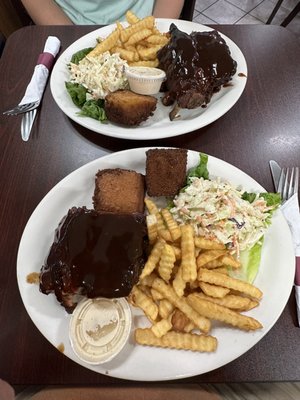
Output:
[0, 24, 299, 386]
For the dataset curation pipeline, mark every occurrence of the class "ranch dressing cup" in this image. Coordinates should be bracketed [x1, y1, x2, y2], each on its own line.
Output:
[125, 66, 166, 95]
[69, 297, 131, 364]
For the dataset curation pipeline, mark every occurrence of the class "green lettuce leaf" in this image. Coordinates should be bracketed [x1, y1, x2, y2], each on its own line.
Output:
[65, 81, 87, 108]
[65, 82, 107, 122]
[80, 99, 107, 121]
[259, 192, 281, 207]
[229, 238, 263, 283]
[242, 191, 281, 207]
[241, 191, 257, 203]
[186, 153, 209, 184]
[70, 47, 94, 64]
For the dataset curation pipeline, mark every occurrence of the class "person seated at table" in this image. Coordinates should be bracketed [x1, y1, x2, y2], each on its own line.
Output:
[20, 0, 185, 25]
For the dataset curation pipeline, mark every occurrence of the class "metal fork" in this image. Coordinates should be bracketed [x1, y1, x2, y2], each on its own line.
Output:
[21, 109, 37, 141]
[277, 167, 299, 203]
[3, 100, 40, 116]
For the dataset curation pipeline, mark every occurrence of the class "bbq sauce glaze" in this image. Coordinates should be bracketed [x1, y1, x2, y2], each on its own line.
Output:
[157, 24, 237, 108]
[40, 207, 147, 311]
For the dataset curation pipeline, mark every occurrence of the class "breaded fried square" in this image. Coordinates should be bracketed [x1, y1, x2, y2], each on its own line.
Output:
[146, 148, 188, 197]
[104, 90, 157, 126]
[93, 168, 145, 214]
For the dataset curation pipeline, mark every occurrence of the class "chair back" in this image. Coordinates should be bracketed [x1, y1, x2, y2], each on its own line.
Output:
[0, 0, 32, 38]
[180, 0, 197, 21]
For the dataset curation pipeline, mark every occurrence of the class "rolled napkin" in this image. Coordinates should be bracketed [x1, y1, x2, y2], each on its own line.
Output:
[281, 192, 300, 326]
[19, 36, 61, 105]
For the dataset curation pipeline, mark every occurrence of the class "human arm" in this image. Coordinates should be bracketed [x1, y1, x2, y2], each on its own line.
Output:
[21, 0, 73, 25]
[153, 0, 185, 18]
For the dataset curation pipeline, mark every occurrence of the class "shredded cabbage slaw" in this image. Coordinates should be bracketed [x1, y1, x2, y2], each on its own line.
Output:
[68, 51, 128, 100]
[170, 176, 275, 257]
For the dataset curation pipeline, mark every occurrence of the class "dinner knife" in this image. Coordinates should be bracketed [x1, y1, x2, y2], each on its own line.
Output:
[269, 160, 282, 191]
[270, 160, 300, 326]
[21, 109, 37, 142]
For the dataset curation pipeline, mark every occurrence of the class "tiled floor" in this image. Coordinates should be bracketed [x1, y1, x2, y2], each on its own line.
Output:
[192, 0, 300, 38]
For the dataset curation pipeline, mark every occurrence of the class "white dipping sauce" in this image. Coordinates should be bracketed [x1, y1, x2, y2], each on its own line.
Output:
[125, 66, 166, 95]
[69, 297, 131, 364]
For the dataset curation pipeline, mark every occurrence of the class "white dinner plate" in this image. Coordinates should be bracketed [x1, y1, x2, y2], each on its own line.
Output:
[17, 148, 294, 381]
[50, 19, 248, 140]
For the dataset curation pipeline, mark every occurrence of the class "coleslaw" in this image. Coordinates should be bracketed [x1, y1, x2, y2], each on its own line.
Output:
[68, 51, 128, 100]
[170, 158, 280, 259]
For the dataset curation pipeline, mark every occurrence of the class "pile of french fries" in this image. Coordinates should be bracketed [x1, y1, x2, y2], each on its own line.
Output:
[129, 198, 263, 353]
[88, 11, 169, 67]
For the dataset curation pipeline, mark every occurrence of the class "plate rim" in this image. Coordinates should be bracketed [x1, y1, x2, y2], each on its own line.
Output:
[16, 148, 295, 381]
[50, 19, 248, 140]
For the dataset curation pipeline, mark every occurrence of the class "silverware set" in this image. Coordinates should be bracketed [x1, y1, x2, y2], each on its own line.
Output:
[270, 160, 300, 327]
[3, 100, 40, 141]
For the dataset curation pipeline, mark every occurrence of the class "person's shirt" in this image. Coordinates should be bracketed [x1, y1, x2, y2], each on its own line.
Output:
[54, 0, 155, 24]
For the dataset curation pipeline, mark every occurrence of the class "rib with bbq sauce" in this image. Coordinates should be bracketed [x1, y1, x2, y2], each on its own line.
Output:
[157, 24, 237, 111]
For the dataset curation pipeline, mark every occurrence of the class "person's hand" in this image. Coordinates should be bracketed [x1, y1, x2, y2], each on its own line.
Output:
[0, 379, 15, 400]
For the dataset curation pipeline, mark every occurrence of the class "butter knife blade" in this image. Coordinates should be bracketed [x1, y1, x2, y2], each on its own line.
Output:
[21, 109, 37, 141]
[269, 160, 282, 192]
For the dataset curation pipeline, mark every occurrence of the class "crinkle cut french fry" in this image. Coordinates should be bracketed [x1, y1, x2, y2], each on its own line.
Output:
[199, 281, 230, 298]
[126, 29, 153, 45]
[161, 209, 181, 241]
[172, 245, 182, 260]
[196, 250, 227, 268]
[135, 328, 217, 352]
[144, 198, 159, 215]
[212, 267, 229, 275]
[145, 34, 169, 45]
[187, 294, 262, 331]
[183, 321, 196, 333]
[193, 292, 259, 311]
[120, 16, 155, 43]
[198, 269, 263, 300]
[151, 317, 173, 338]
[126, 10, 140, 24]
[137, 44, 162, 61]
[158, 299, 175, 319]
[155, 211, 172, 242]
[151, 287, 164, 301]
[180, 225, 197, 282]
[131, 286, 158, 322]
[158, 243, 176, 282]
[194, 236, 225, 250]
[220, 254, 241, 269]
[114, 46, 137, 62]
[172, 266, 186, 297]
[152, 278, 211, 333]
[202, 259, 224, 269]
[140, 272, 157, 287]
[140, 239, 165, 279]
[146, 214, 158, 245]
[89, 29, 120, 57]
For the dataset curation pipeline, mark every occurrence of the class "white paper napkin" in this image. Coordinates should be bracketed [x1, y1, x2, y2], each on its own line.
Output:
[281, 193, 300, 326]
[19, 36, 61, 105]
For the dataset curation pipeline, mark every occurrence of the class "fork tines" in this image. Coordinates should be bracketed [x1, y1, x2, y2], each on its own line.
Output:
[278, 167, 299, 202]
[2, 101, 39, 116]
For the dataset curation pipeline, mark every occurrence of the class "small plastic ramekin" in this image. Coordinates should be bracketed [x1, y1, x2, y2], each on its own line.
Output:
[69, 297, 131, 365]
[125, 66, 166, 95]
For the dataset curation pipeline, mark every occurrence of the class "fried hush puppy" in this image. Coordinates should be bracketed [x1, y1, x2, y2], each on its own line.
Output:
[104, 90, 157, 126]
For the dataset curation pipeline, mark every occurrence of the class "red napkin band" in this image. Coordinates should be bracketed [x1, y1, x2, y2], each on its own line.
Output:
[37, 52, 55, 70]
